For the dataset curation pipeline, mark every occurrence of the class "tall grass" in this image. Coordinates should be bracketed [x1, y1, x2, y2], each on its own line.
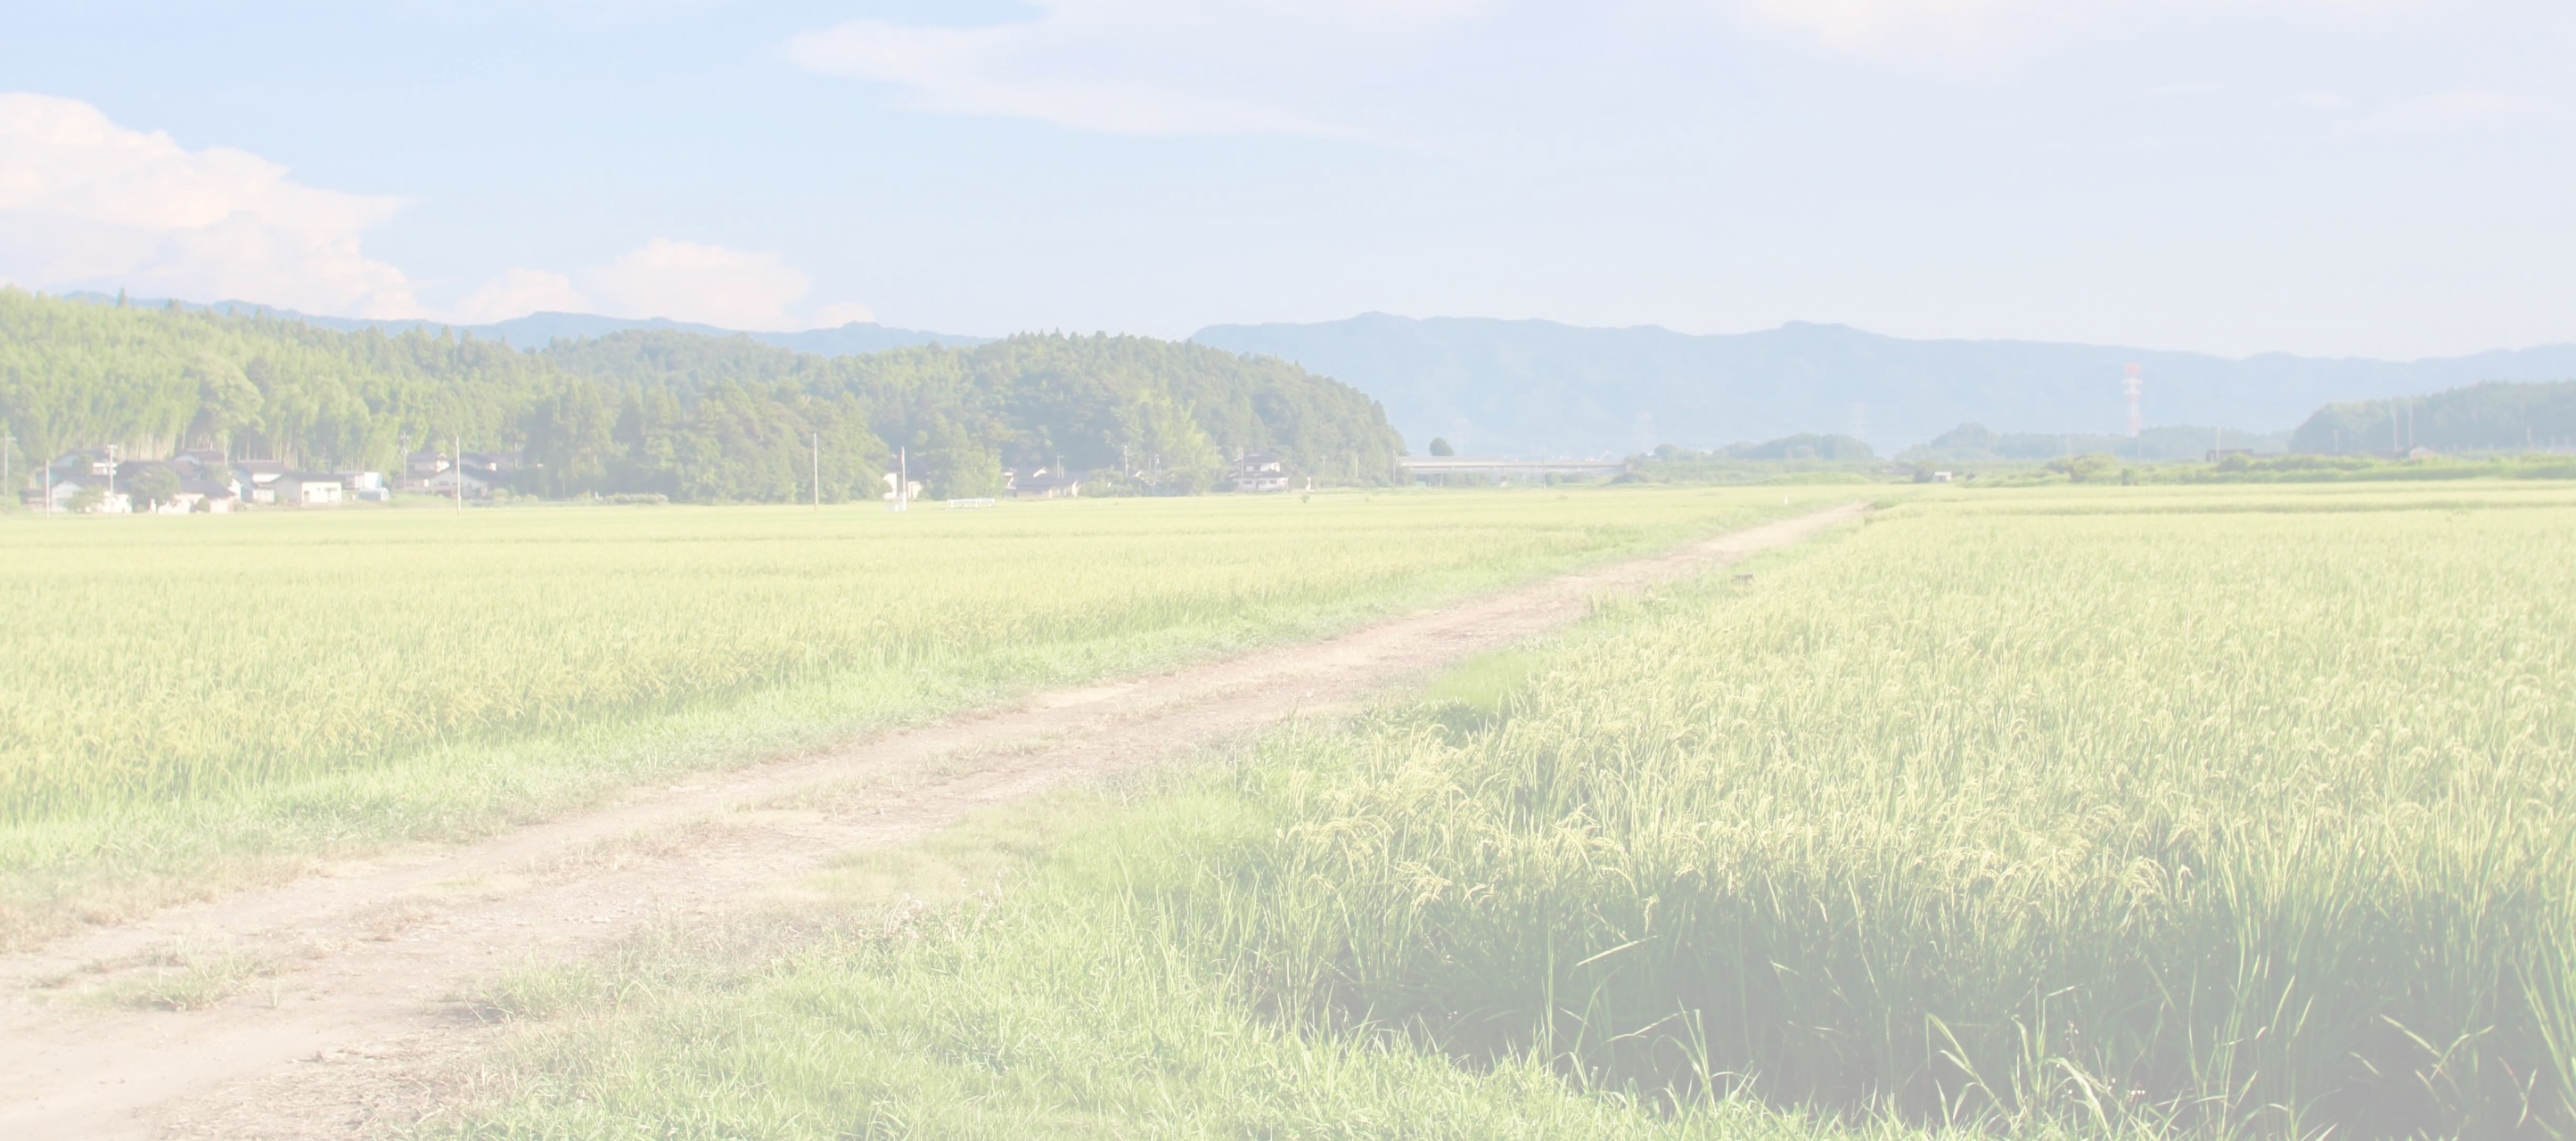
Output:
[434, 482, 2576, 1139]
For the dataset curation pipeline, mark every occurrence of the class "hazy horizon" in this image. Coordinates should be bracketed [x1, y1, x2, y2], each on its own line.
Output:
[4, 2, 2571, 361]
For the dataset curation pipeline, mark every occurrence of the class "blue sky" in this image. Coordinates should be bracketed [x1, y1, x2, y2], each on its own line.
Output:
[1, 1, 2568, 358]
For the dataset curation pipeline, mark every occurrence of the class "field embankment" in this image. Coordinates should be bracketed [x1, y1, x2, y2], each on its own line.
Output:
[433, 481, 2576, 1140]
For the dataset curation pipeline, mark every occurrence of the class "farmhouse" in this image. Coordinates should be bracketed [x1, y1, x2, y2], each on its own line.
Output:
[1009, 467, 1082, 499]
[421, 466, 501, 498]
[336, 471, 390, 501]
[463, 451, 521, 477]
[1232, 453, 1290, 493]
[234, 460, 291, 501]
[171, 449, 230, 478]
[273, 473, 347, 505]
[44, 479, 131, 513]
[403, 450, 450, 489]
[173, 479, 240, 513]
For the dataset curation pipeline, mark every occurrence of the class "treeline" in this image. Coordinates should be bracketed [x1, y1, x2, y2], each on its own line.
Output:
[2291, 380, 2576, 455]
[1651, 433, 1875, 463]
[0, 290, 1403, 501]
[1899, 423, 2289, 464]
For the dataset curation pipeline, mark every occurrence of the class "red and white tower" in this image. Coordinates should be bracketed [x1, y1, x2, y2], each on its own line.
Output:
[2122, 364, 2143, 437]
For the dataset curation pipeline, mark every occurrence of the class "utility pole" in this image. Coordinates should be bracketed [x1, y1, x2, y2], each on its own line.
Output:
[106, 444, 119, 511]
[2, 431, 11, 514]
[454, 435, 463, 512]
[896, 447, 907, 512]
[811, 432, 820, 510]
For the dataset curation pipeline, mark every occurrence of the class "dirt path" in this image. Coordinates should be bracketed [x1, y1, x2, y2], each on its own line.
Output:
[0, 504, 1865, 1139]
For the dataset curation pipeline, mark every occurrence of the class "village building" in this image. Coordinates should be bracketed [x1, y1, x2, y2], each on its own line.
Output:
[273, 472, 347, 506]
[421, 465, 501, 499]
[170, 449, 231, 479]
[172, 478, 240, 513]
[463, 451, 521, 478]
[44, 479, 132, 513]
[1231, 453, 1290, 493]
[233, 460, 291, 502]
[335, 471, 390, 501]
[1007, 467, 1083, 499]
[403, 450, 451, 490]
[27, 450, 259, 512]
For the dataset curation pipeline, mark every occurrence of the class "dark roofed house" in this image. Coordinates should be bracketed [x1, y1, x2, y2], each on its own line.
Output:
[1008, 467, 1083, 499]
[422, 465, 500, 499]
[171, 448, 229, 478]
[233, 460, 291, 504]
[173, 478, 239, 513]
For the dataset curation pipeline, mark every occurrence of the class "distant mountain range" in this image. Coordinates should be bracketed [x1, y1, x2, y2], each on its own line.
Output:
[1190, 314, 2576, 456]
[64, 292, 990, 355]
[57, 295, 2576, 457]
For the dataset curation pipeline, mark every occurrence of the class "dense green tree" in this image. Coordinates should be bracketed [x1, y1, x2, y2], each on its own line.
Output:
[124, 464, 180, 509]
[0, 290, 1401, 503]
[521, 381, 616, 497]
[2290, 381, 2576, 454]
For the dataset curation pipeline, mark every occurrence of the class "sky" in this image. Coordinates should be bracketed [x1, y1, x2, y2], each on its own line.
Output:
[0, 0, 2569, 359]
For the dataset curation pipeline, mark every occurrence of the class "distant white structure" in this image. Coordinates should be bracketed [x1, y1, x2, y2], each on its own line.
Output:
[1232, 453, 1289, 493]
[2123, 364, 2144, 437]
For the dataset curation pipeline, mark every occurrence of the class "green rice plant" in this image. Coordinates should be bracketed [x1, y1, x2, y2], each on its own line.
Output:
[1186, 482, 2576, 1137]
[0, 487, 1830, 942]
[422, 482, 2576, 1140]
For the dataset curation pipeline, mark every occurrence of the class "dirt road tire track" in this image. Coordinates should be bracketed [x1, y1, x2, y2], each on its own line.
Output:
[0, 503, 1866, 1139]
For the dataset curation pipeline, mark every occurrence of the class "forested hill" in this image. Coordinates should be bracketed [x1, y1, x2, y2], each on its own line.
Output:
[2290, 380, 2576, 455]
[541, 330, 1403, 495]
[0, 290, 1401, 500]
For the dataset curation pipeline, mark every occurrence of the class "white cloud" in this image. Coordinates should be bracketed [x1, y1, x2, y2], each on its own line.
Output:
[578, 238, 815, 330]
[394, 240, 876, 331]
[0, 92, 424, 317]
[787, 1, 1496, 136]
[0, 94, 874, 331]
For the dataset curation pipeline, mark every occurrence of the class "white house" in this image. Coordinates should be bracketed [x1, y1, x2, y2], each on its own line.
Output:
[172, 479, 240, 513]
[45, 480, 132, 513]
[275, 473, 346, 505]
[421, 467, 499, 499]
[1231, 453, 1290, 493]
[1008, 467, 1082, 499]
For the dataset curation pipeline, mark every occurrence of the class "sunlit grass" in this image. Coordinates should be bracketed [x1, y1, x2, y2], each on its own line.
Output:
[0, 486, 1834, 944]
[428, 481, 2576, 1141]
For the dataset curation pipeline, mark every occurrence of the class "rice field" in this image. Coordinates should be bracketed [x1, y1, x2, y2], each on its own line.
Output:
[0, 487, 1833, 940]
[437, 480, 2576, 1140]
